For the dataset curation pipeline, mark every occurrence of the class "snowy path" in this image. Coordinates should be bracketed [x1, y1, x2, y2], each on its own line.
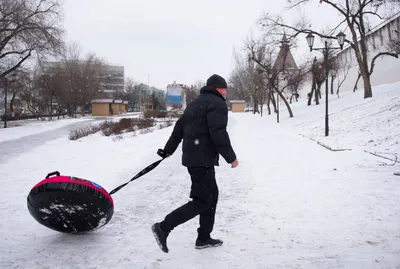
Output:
[0, 119, 96, 164]
[0, 113, 140, 164]
[0, 113, 399, 269]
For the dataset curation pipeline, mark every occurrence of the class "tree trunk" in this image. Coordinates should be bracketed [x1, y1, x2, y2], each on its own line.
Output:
[57, 106, 63, 120]
[10, 92, 17, 113]
[347, 21, 372, 98]
[317, 82, 322, 99]
[315, 83, 320, 105]
[331, 75, 335, 95]
[49, 94, 53, 120]
[253, 97, 260, 114]
[362, 75, 373, 98]
[307, 81, 315, 106]
[270, 92, 277, 112]
[27, 103, 43, 121]
[277, 89, 293, 118]
[353, 72, 361, 92]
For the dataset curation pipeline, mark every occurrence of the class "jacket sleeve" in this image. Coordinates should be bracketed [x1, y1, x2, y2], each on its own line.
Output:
[163, 115, 185, 155]
[206, 102, 237, 164]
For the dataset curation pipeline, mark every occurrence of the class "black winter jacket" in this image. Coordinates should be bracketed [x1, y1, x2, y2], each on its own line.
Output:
[163, 86, 236, 167]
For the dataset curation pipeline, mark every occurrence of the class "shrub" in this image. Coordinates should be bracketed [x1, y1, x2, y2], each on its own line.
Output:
[101, 118, 154, 136]
[112, 134, 124, 142]
[69, 118, 156, 140]
[167, 111, 182, 118]
[140, 128, 154, 134]
[143, 110, 168, 118]
[68, 125, 101, 140]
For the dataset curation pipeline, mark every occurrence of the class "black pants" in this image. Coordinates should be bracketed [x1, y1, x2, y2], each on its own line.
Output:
[160, 166, 219, 240]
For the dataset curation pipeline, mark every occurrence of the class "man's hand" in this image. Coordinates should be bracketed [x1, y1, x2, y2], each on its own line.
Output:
[231, 159, 239, 168]
[157, 149, 171, 159]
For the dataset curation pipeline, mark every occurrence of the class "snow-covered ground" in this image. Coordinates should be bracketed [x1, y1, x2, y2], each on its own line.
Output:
[275, 81, 400, 155]
[0, 112, 140, 144]
[0, 82, 399, 269]
[0, 117, 92, 143]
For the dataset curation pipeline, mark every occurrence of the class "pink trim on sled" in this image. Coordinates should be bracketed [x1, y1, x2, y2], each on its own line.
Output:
[32, 176, 114, 205]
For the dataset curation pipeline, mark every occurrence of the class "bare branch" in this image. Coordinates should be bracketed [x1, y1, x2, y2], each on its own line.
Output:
[0, 0, 64, 78]
[363, 11, 383, 19]
[370, 51, 399, 74]
[319, 0, 348, 17]
[285, 0, 311, 10]
[259, 14, 351, 46]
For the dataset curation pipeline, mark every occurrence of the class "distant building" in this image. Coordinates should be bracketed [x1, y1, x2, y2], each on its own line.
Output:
[230, 100, 246, 113]
[273, 33, 298, 71]
[137, 86, 166, 111]
[40, 61, 125, 99]
[91, 99, 128, 116]
[273, 33, 299, 100]
[166, 81, 188, 110]
[99, 65, 124, 99]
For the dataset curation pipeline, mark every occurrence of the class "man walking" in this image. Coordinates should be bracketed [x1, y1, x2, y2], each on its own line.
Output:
[152, 74, 239, 253]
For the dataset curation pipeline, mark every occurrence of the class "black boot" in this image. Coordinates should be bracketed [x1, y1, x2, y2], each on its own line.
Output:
[151, 223, 169, 253]
[195, 238, 223, 249]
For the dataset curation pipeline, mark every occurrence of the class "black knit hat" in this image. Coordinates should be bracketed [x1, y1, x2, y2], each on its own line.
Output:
[206, 74, 228, 89]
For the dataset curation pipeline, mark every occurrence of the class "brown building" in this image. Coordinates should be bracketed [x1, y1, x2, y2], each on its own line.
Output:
[230, 100, 245, 112]
[91, 99, 128, 116]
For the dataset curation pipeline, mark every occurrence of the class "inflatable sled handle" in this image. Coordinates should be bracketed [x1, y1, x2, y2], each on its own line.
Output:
[109, 149, 167, 195]
[46, 171, 60, 178]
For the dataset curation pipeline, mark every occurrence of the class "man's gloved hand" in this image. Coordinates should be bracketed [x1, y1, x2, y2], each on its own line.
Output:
[157, 149, 171, 159]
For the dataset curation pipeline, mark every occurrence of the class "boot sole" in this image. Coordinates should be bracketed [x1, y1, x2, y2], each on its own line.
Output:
[151, 224, 169, 253]
[195, 242, 223, 249]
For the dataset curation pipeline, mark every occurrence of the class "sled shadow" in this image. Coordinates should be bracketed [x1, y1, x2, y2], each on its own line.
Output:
[47, 229, 109, 247]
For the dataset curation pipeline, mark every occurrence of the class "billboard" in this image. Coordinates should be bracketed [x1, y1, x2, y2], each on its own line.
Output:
[167, 87, 182, 105]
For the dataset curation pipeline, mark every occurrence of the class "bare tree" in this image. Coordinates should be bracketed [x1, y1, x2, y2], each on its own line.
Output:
[260, 0, 400, 98]
[56, 43, 104, 117]
[134, 83, 151, 110]
[193, 80, 205, 90]
[287, 67, 307, 104]
[183, 80, 204, 105]
[337, 68, 350, 97]
[0, 0, 64, 79]
[124, 77, 140, 111]
[228, 69, 252, 103]
[79, 53, 105, 115]
[5, 68, 30, 114]
[35, 61, 68, 120]
[184, 86, 198, 105]
[307, 57, 324, 106]
[20, 69, 45, 120]
[246, 37, 297, 118]
[231, 49, 262, 114]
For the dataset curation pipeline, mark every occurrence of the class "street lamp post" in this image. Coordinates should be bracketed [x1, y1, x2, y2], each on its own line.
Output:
[306, 31, 346, 137]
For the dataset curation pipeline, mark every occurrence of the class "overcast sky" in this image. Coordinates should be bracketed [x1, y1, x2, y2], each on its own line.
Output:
[62, 0, 349, 89]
